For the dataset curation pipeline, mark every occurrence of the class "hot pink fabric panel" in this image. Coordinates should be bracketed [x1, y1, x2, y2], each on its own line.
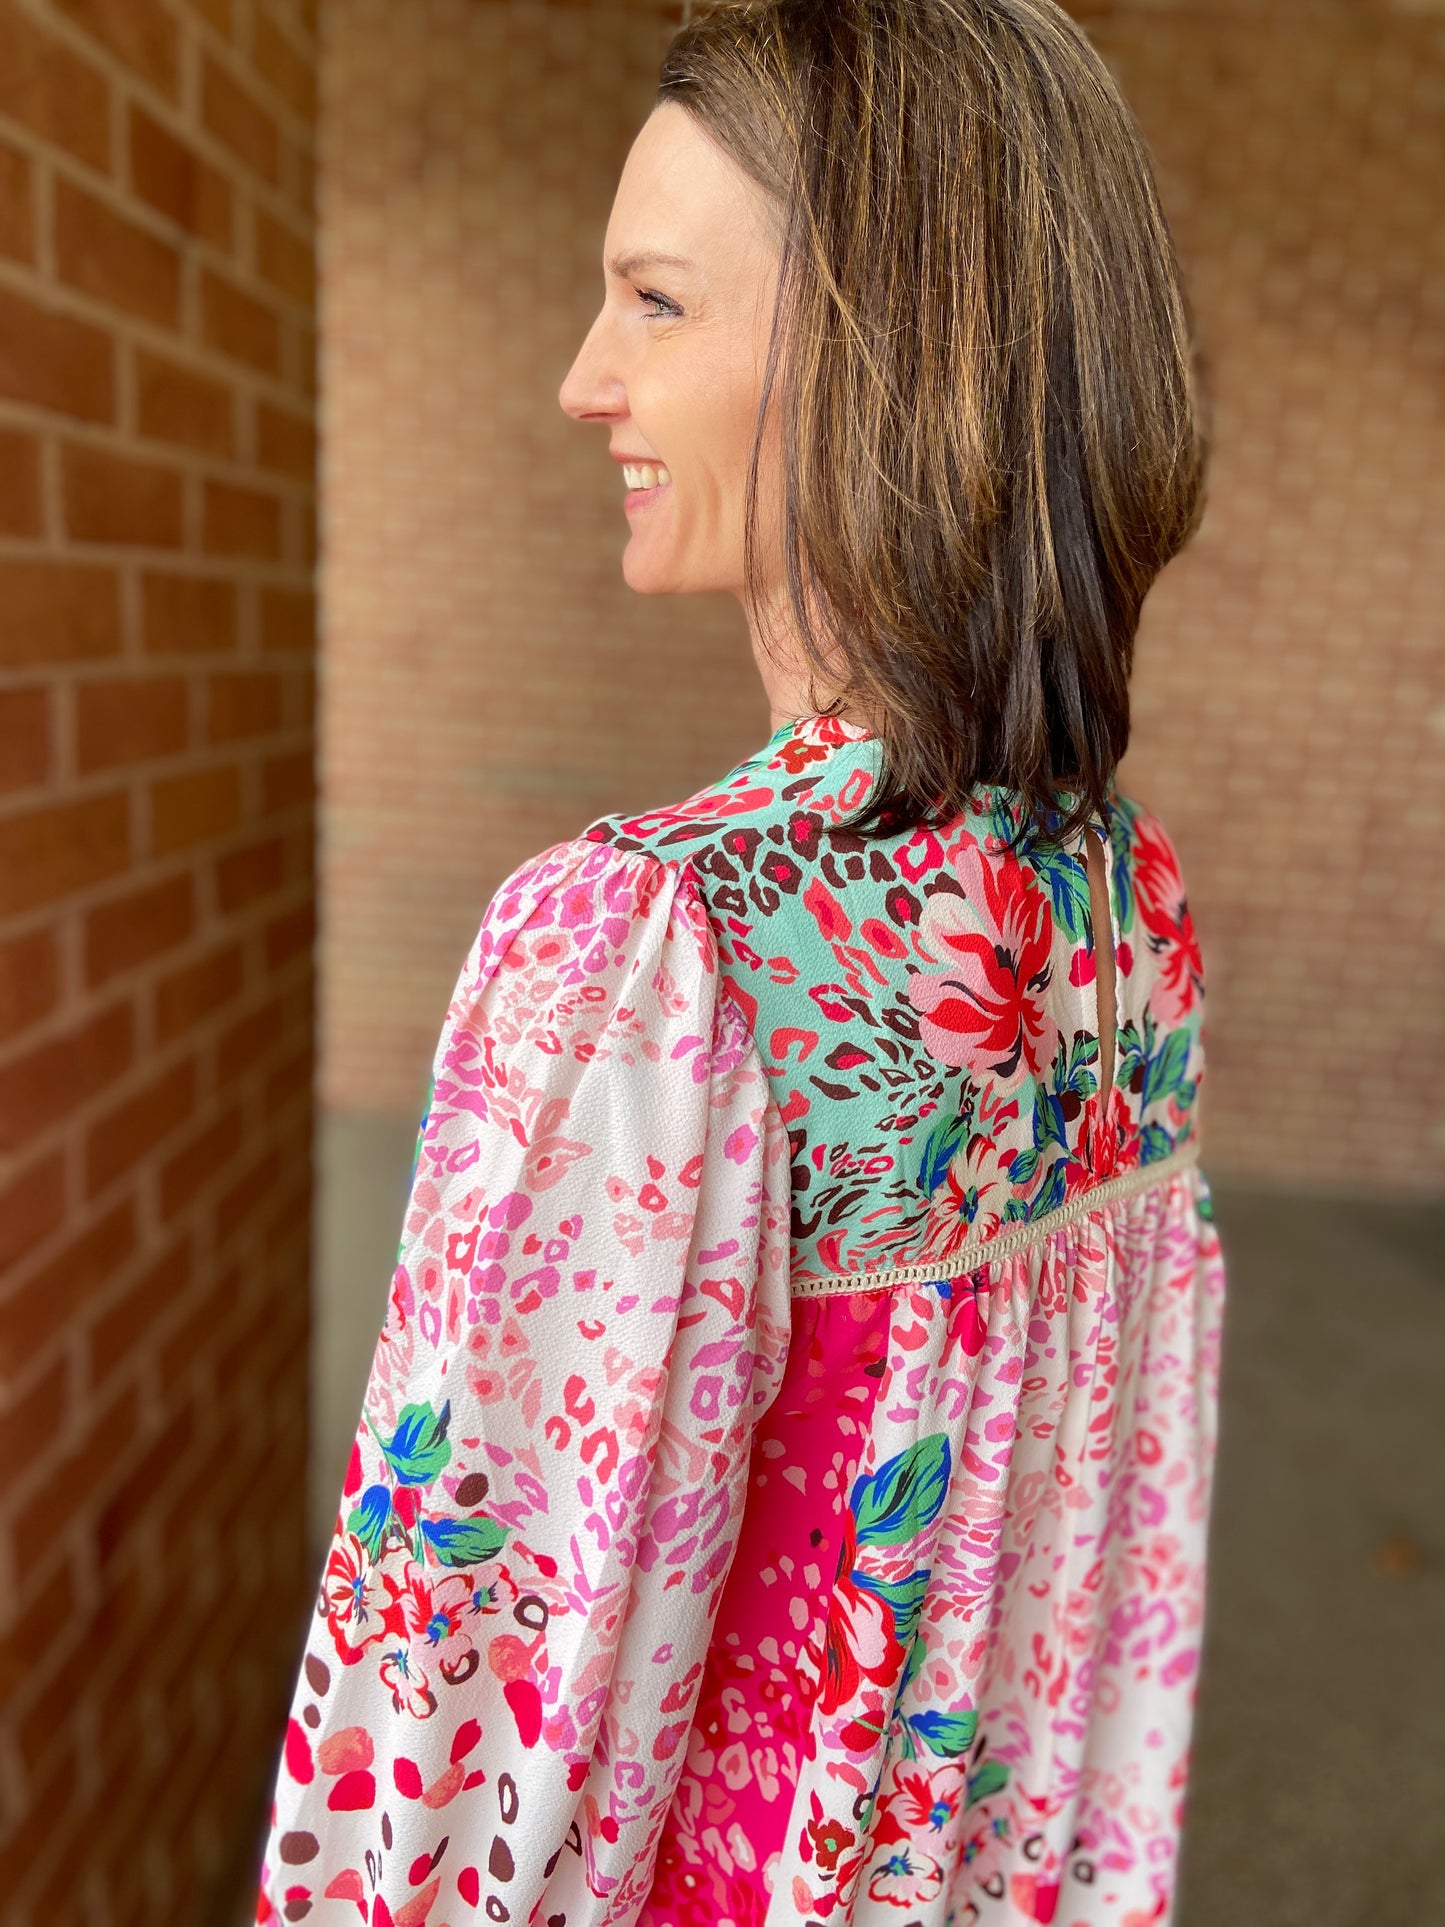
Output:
[644, 1291, 893, 1921]
[642, 1169, 1222, 1927]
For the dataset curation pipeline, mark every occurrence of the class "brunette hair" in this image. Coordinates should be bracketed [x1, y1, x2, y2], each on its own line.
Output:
[658, 0, 1209, 850]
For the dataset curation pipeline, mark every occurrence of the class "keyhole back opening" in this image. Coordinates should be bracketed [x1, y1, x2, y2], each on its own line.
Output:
[1083, 825, 1118, 1110]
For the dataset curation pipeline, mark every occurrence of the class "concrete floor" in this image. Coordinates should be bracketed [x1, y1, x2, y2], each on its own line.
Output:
[213, 1117, 1445, 1924]
[1175, 1178, 1445, 1926]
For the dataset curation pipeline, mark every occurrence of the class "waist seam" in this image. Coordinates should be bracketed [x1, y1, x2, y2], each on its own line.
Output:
[788, 1136, 1204, 1298]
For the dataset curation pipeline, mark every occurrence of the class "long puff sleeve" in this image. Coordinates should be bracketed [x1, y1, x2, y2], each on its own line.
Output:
[256, 839, 794, 1927]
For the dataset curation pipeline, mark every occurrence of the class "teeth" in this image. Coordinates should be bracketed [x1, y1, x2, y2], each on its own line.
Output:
[623, 463, 671, 491]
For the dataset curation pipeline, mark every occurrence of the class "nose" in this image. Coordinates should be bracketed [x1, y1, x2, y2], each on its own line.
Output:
[558, 310, 624, 425]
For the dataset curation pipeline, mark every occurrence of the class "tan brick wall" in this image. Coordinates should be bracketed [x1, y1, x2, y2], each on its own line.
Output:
[1077, 0, 1445, 1195]
[0, 0, 317, 1916]
[321, 0, 1444, 1199]
[321, 0, 757, 1123]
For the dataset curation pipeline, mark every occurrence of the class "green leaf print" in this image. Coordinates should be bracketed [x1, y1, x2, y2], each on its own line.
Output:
[851, 1433, 952, 1548]
[1034, 1074, 1072, 1153]
[1061, 1030, 1102, 1101]
[1009, 1076, 1066, 1188]
[907, 1706, 980, 1758]
[917, 1109, 969, 1197]
[1139, 1121, 1175, 1164]
[854, 1565, 933, 1646]
[898, 1629, 927, 1696]
[966, 1758, 1012, 1807]
[382, 1400, 453, 1487]
[1107, 796, 1139, 936]
[1140, 1023, 1191, 1113]
[981, 792, 1024, 855]
[1028, 1155, 1068, 1216]
[1115, 1015, 1145, 1093]
[1035, 844, 1091, 946]
[346, 1483, 392, 1561]
[1008, 1143, 1040, 1185]
[420, 1513, 511, 1568]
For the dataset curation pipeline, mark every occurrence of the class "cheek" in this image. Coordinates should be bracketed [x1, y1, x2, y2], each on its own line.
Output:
[691, 412, 770, 536]
[645, 357, 759, 481]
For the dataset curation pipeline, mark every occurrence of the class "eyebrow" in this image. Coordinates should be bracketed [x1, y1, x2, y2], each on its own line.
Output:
[606, 249, 699, 280]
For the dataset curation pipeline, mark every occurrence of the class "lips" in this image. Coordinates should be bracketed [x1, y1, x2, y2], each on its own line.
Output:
[623, 473, 671, 512]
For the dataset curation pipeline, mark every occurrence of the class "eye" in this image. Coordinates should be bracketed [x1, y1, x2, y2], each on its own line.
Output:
[636, 286, 681, 319]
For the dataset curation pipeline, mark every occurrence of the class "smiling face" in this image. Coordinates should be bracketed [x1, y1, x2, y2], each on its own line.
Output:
[558, 102, 787, 606]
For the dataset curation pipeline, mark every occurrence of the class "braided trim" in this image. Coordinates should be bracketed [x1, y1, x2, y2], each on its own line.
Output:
[788, 1137, 1204, 1298]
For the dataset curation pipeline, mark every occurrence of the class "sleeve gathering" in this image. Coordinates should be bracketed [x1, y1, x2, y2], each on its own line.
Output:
[256, 836, 794, 1927]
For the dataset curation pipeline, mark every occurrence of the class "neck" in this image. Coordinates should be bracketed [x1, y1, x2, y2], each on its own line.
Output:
[745, 582, 867, 737]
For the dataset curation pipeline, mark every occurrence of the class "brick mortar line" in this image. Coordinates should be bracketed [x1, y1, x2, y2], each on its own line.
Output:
[200, 6, 321, 148]
[0, 112, 317, 263]
[0, 258, 318, 397]
[0, 983, 314, 1223]
[0, 884, 317, 1067]
[16, 0, 319, 154]
[0, 217, 318, 345]
[0, 1227, 201, 1448]
[0, 1243, 311, 1727]
[0, 837, 314, 955]
[5, 421, 322, 503]
[0, 535, 317, 582]
[0, 776, 316, 899]
[0, 1079, 311, 1297]
[0, 388, 321, 455]
[9, 108, 313, 256]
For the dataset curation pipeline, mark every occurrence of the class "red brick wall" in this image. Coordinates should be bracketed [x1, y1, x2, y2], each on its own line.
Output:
[0, 0, 317, 1916]
[321, 0, 1444, 1199]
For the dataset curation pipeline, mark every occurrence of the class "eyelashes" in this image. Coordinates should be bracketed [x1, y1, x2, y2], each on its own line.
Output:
[637, 287, 682, 318]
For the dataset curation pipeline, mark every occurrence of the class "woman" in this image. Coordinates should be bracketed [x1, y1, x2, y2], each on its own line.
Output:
[257, 2, 1225, 1922]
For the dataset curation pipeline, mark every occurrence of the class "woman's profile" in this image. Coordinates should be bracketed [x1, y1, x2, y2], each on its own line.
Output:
[257, 2, 1225, 1922]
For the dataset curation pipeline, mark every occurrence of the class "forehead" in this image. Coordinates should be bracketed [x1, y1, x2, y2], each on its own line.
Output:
[604, 104, 773, 278]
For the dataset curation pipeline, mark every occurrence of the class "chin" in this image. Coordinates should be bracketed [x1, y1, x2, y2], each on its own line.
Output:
[621, 543, 685, 595]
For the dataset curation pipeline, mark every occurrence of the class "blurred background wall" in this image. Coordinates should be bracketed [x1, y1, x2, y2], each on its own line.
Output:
[0, 0, 318, 1916]
[1076, 0, 1445, 1196]
[322, 0, 763, 1126]
[320, 0, 1445, 1191]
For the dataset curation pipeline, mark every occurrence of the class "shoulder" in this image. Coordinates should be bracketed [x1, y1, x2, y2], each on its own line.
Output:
[1101, 789, 1206, 1025]
[578, 716, 878, 868]
[1106, 788, 1198, 923]
[427, 831, 774, 1165]
[453, 832, 717, 1010]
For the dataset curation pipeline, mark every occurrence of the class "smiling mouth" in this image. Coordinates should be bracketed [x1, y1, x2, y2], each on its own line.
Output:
[623, 477, 671, 511]
[621, 461, 671, 491]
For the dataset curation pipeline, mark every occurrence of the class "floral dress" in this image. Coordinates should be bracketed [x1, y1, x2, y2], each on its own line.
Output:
[256, 714, 1225, 1927]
